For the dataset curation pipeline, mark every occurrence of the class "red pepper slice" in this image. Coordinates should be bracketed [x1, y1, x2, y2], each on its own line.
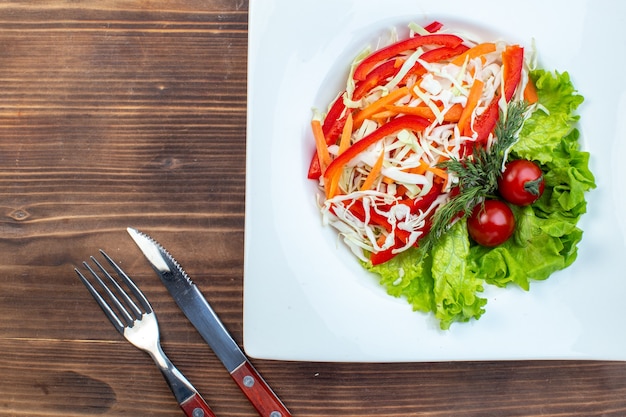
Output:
[307, 93, 349, 180]
[370, 244, 400, 265]
[353, 34, 464, 81]
[423, 21, 444, 33]
[307, 155, 323, 179]
[502, 45, 524, 102]
[322, 93, 347, 138]
[401, 63, 427, 85]
[410, 184, 443, 213]
[342, 182, 447, 266]
[336, 202, 409, 266]
[419, 44, 470, 63]
[472, 45, 524, 144]
[400, 44, 469, 85]
[347, 200, 392, 229]
[369, 212, 435, 265]
[323, 115, 430, 186]
[472, 98, 500, 144]
[353, 59, 403, 100]
[346, 200, 412, 243]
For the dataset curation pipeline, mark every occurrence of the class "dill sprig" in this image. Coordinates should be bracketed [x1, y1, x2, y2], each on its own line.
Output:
[419, 101, 528, 254]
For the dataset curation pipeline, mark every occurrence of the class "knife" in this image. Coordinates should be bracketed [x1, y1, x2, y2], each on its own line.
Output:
[127, 227, 292, 417]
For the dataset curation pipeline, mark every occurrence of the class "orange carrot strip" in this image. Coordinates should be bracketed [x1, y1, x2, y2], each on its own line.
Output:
[404, 166, 422, 176]
[386, 103, 463, 123]
[385, 105, 433, 119]
[338, 112, 353, 155]
[396, 184, 409, 197]
[360, 149, 385, 191]
[371, 110, 396, 121]
[409, 86, 421, 100]
[458, 78, 485, 135]
[376, 233, 388, 247]
[326, 170, 341, 199]
[451, 42, 497, 66]
[413, 161, 428, 175]
[523, 77, 539, 104]
[426, 165, 448, 179]
[311, 119, 331, 173]
[443, 103, 463, 122]
[426, 165, 449, 189]
[352, 86, 410, 127]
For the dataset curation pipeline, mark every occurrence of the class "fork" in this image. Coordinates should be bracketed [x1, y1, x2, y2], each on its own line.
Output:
[75, 250, 217, 417]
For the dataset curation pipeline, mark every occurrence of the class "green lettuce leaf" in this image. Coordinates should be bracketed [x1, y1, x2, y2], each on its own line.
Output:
[468, 205, 582, 290]
[365, 246, 435, 315]
[514, 71, 584, 164]
[431, 221, 486, 329]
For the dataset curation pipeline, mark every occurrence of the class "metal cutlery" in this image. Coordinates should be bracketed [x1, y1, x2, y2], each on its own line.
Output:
[75, 250, 217, 417]
[127, 227, 292, 417]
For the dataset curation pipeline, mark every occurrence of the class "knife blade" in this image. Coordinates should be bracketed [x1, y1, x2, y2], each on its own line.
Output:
[126, 227, 291, 417]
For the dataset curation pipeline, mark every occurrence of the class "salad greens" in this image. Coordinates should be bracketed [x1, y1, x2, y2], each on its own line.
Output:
[366, 69, 595, 329]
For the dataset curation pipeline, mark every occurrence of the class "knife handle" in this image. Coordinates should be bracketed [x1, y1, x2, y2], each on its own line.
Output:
[231, 360, 292, 417]
[180, 393, 217, 417]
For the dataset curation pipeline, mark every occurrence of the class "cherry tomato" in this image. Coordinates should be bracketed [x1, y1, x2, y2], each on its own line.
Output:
[467, 200, 515, 247]
[498, 159, 545, 206]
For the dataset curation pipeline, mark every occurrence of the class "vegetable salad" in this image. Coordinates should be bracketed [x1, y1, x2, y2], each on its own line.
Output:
[308, 21, 595, 329]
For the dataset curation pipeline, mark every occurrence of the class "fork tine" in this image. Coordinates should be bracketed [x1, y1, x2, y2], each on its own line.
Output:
[75, 267, 126, 333]
[99, 250, 153, 315]
[83, 258, 137, 327]
[75, 252, 152, 336]
[89, 254, 145, 321]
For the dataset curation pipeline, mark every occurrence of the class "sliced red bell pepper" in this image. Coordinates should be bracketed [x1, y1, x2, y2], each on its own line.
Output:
[353, 34, 464, 81]
[399, 44, 470, 85]
[307, 155, 323, 179]
[410, 184, 443, 213]
[308, 93, 349, 180]
[400, 63, 427, 85]
[346, 199, 413, 244]
[322, 93, 347, 138]
[423, 21, 444, 33]
[323, 115, 430, 187]
[365, 188, 444, 265]
[346, 208, 410, 266]
[369, 212, 436, 265]
[370, 244, 400, 265]
[348, 200, 388, 226]
[353, 59, 403, 100]
[472, 97, 500, 144]
[472, 45, 524, 144]
[502, 45, 524, 102]
[419, 44, 470, 64]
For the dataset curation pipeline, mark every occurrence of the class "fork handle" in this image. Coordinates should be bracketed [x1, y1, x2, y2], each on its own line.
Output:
[153, 347, 217, 417]
[180, 393, 217, 417]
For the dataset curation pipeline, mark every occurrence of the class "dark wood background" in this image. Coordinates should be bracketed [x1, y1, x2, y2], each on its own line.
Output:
[1, 1, 625, 416]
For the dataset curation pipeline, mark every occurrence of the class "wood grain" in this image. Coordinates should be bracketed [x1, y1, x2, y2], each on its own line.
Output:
[1, 1, 626, 416]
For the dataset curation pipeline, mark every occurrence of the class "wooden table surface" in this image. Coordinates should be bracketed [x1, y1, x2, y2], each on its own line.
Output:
[1, 1, 626, 416]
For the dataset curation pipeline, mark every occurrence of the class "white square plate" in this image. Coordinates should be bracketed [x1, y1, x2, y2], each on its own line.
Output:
[244, 0, 626, 362]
